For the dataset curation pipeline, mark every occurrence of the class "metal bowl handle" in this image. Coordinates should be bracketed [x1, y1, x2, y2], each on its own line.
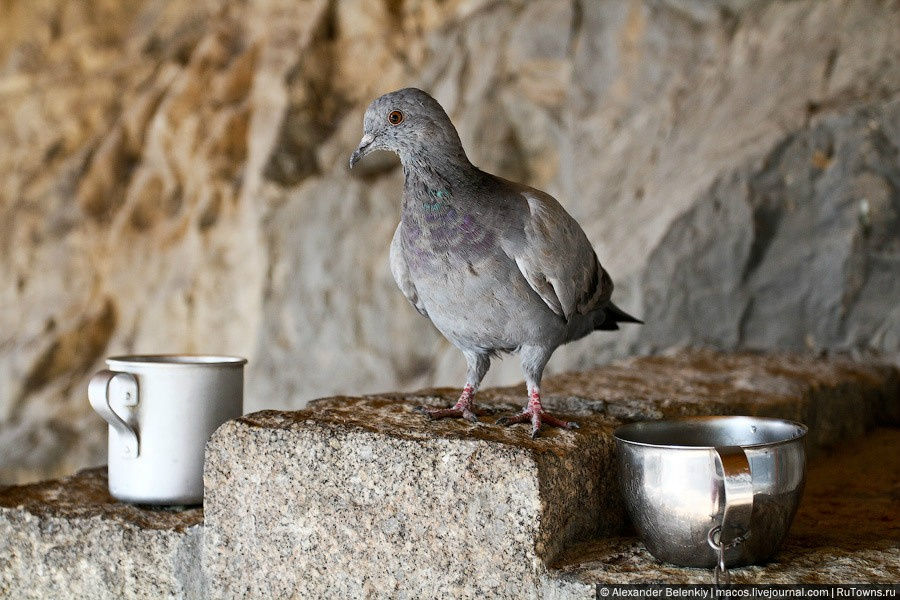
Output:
[706, 445, 754, 584]
[715, 445, 754, 546]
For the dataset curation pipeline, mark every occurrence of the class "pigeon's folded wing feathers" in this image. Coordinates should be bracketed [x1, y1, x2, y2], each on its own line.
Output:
[390, 223, 428, 318]
[507, 190, 612, 321]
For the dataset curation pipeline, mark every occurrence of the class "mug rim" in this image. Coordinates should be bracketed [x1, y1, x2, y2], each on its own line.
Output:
[106, 354, 247, 368]
[613, 415, 808, 450]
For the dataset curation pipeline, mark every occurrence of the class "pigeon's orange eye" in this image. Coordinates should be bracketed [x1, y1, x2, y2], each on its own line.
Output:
[388, 110, 404, 125]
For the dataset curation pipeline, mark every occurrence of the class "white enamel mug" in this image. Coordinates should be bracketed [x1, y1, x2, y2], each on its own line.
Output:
[88, 355, 246, 505]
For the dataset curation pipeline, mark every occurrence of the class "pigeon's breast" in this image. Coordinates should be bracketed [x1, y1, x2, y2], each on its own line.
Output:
[398, 208, 566, 350]
[400, 206, 497, 273]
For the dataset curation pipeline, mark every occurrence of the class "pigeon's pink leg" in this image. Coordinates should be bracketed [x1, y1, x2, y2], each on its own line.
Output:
[414, 385, 482, 423]
[497, 388, 579, 439]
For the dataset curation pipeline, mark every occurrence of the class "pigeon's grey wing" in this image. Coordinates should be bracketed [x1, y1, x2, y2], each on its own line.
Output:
[505, 189, 612, 321]
[390, 223, 428, 318]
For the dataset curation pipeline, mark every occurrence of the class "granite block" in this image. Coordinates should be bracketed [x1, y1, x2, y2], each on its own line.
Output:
[3, 351, 898, 599]
[328, 350, 899, 453]
[203, 402, 622, 600]
[0, 468, 204, 600]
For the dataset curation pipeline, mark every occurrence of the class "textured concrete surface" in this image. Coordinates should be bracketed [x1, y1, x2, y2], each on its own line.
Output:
[0, 468, 204, 600]
[548, 428, 900, 590]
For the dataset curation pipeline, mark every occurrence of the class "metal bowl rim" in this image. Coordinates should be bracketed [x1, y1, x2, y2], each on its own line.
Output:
[613, 415, 808, 450]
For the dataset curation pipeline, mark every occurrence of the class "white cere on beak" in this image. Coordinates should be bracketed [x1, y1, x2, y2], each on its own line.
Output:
[350, 133, 377, 169]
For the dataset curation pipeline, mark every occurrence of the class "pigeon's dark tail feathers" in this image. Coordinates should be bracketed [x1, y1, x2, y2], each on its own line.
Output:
[595, 302, 643, 331]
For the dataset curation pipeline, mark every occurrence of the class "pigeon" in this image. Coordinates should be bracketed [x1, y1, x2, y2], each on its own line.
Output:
[350, 88, 641, 438]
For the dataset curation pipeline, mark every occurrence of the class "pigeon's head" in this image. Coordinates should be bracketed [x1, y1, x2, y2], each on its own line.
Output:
[350, 88, 468, 169]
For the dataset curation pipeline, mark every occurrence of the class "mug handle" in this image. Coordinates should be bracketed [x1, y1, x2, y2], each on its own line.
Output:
[714, 445, 754, 546]
[89, 370, 140, 459]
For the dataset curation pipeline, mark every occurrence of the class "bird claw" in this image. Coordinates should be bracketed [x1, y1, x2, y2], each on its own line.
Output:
[414, 405, 479, 423]
[496, 412, 530, 427]
[498, 409, 578, 438]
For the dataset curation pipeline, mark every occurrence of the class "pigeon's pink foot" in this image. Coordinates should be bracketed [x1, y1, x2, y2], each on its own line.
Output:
[497, 388, 579, 439]
[414, 385, 482, 423]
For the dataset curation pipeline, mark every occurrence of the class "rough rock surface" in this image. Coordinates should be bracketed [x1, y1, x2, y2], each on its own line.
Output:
[1, 353, 898, 598]
[642, 99, 900, 357]
[202, 351, 899, 599]
[548, 428, 900, 590]
[1, 0, 899, 485]
[313, 349, 900, 451]
[0, 467, 204, 600]
[202, 405, 623, 600]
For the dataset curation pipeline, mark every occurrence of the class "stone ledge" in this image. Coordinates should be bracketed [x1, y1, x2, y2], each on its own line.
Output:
[0, 468, 204, 600]
[202, 404, 623, 599]
[205, 351, 898, 599]
[547, 428, 900, 592]
[1, 351, 898, 599]
[317, 350, 899, 451]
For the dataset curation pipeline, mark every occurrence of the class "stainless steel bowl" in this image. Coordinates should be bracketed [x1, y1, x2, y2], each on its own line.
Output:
[614, 416, 807, 568]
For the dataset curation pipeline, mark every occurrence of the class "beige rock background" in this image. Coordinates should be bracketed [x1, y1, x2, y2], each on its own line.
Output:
[0, 0, 898, 483]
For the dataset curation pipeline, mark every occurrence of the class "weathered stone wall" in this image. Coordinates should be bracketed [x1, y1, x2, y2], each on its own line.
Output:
[1, 0, 899, 483]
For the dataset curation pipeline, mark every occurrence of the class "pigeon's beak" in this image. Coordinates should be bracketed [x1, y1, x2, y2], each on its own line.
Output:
[349, 133, 375, 169]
